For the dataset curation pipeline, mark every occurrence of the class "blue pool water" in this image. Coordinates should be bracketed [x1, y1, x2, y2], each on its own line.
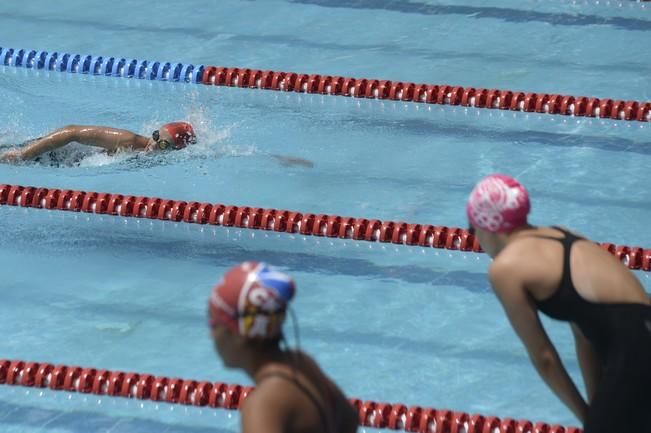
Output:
[1, 0, 650, 431]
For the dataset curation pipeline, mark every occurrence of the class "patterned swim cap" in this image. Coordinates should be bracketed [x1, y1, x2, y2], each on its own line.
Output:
[162, 122, 196, 149]
[466, 174, 530, 233]
[208, 262, 295, 339]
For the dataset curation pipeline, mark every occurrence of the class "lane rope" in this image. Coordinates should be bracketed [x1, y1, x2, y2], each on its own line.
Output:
[2, 183, 650, 272]
[0, 359, 583, 433]
[1, 46, 649, 122]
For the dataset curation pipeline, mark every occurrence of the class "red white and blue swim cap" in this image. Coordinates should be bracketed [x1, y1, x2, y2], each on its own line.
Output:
[466, 174, 530, 233]
[208, 261, 295, 339]
[162, 121, 196, 149]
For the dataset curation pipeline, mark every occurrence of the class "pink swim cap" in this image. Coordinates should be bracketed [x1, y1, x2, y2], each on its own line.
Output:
[208, 262, 295, 339]
[466, 174, 530, 233]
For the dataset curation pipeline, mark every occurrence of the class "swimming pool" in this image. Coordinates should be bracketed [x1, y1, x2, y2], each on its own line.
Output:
[1, 0, 650, 432]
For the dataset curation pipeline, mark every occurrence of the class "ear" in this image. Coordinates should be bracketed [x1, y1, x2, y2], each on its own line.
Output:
[233, 333, 249, 350]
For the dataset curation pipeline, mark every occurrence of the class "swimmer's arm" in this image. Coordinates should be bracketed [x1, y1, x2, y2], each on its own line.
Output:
[489, 261, 588, 423]
[0, 149, 22, 162]
[13, 127, 78, 160]
[571, 324, 602, 403]
[240, 388, 289, 433]
[5, 125, 143, 161]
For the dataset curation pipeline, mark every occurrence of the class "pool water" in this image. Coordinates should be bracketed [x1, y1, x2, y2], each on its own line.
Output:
[1, 0, 650, 431]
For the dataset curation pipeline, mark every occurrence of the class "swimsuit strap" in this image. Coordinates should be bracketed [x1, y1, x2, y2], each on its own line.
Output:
[256, 370, 333, 433]
[528, 226, 585, 298]
[547, 226, 584, 295]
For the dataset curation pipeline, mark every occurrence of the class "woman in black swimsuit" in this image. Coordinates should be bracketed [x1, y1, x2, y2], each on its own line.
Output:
[207, 261, 359, 433]
[467, 174, 651, 432]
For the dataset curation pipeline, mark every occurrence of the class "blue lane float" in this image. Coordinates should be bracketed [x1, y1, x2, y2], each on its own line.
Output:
[0, 46, 204, 84]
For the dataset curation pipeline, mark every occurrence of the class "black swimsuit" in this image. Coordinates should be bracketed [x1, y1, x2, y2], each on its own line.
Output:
[533, 227, 651, 433]
[257, 370, 334, 433]
[14, 137, 87, 167]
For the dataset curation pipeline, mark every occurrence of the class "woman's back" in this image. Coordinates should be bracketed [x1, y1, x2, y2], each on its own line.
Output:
[244, 351, 359, 433]
[509, 226, 649, 307]
[504, 227, 650, 360]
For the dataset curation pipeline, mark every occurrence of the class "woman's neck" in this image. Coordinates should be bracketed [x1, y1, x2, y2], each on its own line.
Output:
[243, 345, 292, 382]
[491, 224, 537, 257]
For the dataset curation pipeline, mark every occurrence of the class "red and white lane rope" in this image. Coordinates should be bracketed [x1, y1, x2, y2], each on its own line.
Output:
[0, 359, 583, 433]
[199, 66, 651, 122]
[2, 183, 650, 272]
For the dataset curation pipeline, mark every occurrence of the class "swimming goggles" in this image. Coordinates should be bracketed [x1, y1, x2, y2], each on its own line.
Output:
[207, 308, 285, 329]
[152, 130, 182, 151]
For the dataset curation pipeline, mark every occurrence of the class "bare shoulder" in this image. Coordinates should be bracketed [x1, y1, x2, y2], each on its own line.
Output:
[75, 126, 144, 150]
[240, 384, 290, 433]
[293, 351, 320, 369]
[242, 383, 272, 410]
[241, 379, 291, 420]
[490, 242, 529, 274]
[488, 238, 547, 290]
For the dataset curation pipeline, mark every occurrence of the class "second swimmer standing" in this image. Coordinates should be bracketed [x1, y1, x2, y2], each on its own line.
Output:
[467, 174, 651, 432]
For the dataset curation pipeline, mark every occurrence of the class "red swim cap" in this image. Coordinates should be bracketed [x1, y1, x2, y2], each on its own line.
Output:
[162, 122, 196, 149]
[466, 174, 530, 233]
[208, 262, 296, 339]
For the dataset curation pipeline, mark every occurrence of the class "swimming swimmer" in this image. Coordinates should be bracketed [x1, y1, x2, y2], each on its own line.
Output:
[0, 122, 196, 162]
[0, 123, 314, 167]
[466, 174, 651, 432]
[207, 261, 359, 433]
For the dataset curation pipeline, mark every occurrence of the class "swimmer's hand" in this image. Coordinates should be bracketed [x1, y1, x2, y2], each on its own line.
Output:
[270, 154, 314, 168]
[0, 149, 23, 163]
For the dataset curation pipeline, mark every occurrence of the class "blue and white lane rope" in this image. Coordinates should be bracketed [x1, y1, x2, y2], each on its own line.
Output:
[0, 47, 204, 83]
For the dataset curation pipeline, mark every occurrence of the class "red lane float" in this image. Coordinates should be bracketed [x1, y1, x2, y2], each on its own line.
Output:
[200, 66, 651, 122]
[1, 183, 650, 272]
[0, 359, 583, 433]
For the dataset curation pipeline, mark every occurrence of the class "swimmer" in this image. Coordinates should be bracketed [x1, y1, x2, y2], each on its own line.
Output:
[0, 122, 197, 162]
[466, 174, 651, 432]
[207, 261, 359, 433]
[0, 123, 314, 167]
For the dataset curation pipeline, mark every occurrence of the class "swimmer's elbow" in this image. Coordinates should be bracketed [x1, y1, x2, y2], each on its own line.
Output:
[59, 125, 82, 141]
[531, 350, 560, 374]
[59, 125, 80, 133]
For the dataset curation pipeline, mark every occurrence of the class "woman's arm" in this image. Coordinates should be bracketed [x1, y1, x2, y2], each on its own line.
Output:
[489, 260, 589, 423]
[571, 324, 602, 403]
[1, 125, 143, 161]
[14, 127, 79, 160]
